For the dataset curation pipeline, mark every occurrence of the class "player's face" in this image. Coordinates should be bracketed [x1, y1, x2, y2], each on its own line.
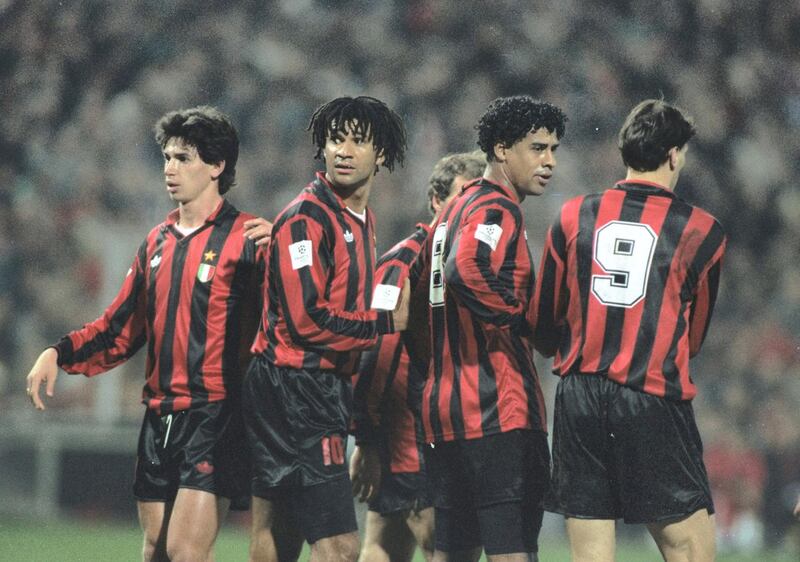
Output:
[323, 121, 385, 191]
[502, 127, 559, 200]
[162, 138, 222, 204]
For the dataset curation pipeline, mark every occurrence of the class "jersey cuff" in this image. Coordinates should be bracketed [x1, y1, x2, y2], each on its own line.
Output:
[52, 338, 73, 367]
[376, 310, 395, 335]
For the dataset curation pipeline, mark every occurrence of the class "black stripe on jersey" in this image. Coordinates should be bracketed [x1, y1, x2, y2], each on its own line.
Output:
[145, 230, 167, 401]
[597, 192, 646, 372]
[627, 198, 688, 389]
[362, 216, 374, 307]
[380, 264, 403, 287]
[690, 259, 721, 346]
[576, 195, 601, 365]
[510, 333, 540, 430]
[474, 313, 500, 434]
[428, 304, 445, 439]
[334, 212, 361, 312]
[224, 237, 259, 395]
[378, 341, 405, 430]
[159, 235, 191, 413]
[662, 222, 726, 394]
[446, 292, 466, 438]
[187, 216, 236, 400]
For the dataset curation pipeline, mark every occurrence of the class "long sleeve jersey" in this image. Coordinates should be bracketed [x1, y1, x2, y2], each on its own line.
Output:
[352, 223, 431, 473]
[531, 180, 726, 400]
[252, 172, 394, 376]
[422, 178, 547, 443]
[55, 200, 263, 414]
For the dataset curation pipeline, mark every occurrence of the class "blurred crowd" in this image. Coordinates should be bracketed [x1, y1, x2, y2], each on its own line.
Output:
[1, 0, 798, 552]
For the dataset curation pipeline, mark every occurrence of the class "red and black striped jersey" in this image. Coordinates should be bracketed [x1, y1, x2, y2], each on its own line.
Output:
[422, 178, 547, 443]
[54, 200, 264, 414]
[531, 180, 727, 400]
[252, 172, 394, 376]
[352, 223, 431, 473]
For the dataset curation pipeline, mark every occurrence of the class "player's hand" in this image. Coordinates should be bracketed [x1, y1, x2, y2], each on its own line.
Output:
[243, 217, 273, 247]
[349, 444, 381, 503]
[391, 279, 411, 332]
[793, 495, 800, 520]
[25, 348, 59, 411]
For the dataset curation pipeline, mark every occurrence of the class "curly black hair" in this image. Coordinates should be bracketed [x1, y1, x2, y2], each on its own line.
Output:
[154, 106, 239, 195]
[618, 99, 696, 172]
[476, 96, 567, 161]
[308, 96, 407, 171]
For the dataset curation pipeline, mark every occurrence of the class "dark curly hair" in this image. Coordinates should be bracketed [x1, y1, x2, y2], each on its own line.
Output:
[154, 106, 239, 195]
[476, 96, 567, 161]
[618, 99, 696, 172]
[308, 96, 407, 171]
[427, 151, 486, 215]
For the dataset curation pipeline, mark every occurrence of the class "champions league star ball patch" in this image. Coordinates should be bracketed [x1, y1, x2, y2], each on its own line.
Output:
[197, 263, 216, 282]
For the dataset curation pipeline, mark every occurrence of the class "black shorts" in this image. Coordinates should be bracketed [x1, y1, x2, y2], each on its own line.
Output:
[425, 429, 550, 555]
[546, 374, 714, 524]
[368, 469, 432, 515]
[133, 400, 250, 510]
[243, 355, 357, 541]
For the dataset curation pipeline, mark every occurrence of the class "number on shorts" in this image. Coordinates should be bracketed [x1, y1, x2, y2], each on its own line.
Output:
[591, 220, 657, 308]
[429, 222, 448, 307]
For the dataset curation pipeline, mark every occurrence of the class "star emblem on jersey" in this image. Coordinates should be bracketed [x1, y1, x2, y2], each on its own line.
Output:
[150, 255, 162, 268]
[197, 263, 216, 283]
[203, 250, 217, 262]
[343, 230, 354, 243]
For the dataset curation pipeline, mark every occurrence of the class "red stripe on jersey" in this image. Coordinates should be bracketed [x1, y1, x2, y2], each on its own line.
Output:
[611, 196, 669, 388]
[580, 191, 624, 373]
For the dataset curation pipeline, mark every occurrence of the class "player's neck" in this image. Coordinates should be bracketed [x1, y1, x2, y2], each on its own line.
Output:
[483, 164, 522, 203]
[178, 188, 223, 228]
[625, 167, 676, 191]
[333, 177, 373, 214]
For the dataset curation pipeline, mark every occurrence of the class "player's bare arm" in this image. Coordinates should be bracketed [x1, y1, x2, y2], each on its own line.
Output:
[25, 347, 59, 411]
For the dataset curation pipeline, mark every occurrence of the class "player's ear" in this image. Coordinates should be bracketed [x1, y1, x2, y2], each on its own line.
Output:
[493, 142, 507, 162]
[375, 149, 386, 168]
[667, 147, 678, 171]
[431, 194, 444, 214]
[211, 160, 226, 182]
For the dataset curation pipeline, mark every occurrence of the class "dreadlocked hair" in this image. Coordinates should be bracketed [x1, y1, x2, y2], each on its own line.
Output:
[308, 96, 407, 171]
[476, 96, 567, 161]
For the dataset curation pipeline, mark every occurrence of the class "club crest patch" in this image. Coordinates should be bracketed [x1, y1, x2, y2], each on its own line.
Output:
[197, 263, 216, 283]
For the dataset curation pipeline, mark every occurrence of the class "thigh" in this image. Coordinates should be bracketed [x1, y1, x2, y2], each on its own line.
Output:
[406, 506, 435, 561]
[138, 500, 171, 561]
[167, 488, 229, 553]
[610, 390, 714, 524]
[362, 510, 417, 562]
[565, 518, 616, 562]
[647, 509, 716, 562]
[546, 375, 619, 519]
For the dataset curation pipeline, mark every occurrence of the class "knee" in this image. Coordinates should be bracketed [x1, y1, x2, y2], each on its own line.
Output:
[142, 533, 166, 562]
[166, 539, 208, 562]
[358, 541, 389, 562]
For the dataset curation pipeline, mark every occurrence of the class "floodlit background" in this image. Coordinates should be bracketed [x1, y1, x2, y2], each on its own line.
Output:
[0, 1, 798, 560]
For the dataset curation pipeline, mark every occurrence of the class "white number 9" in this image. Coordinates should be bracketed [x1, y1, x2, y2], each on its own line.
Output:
[591, 221, 657, 308]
